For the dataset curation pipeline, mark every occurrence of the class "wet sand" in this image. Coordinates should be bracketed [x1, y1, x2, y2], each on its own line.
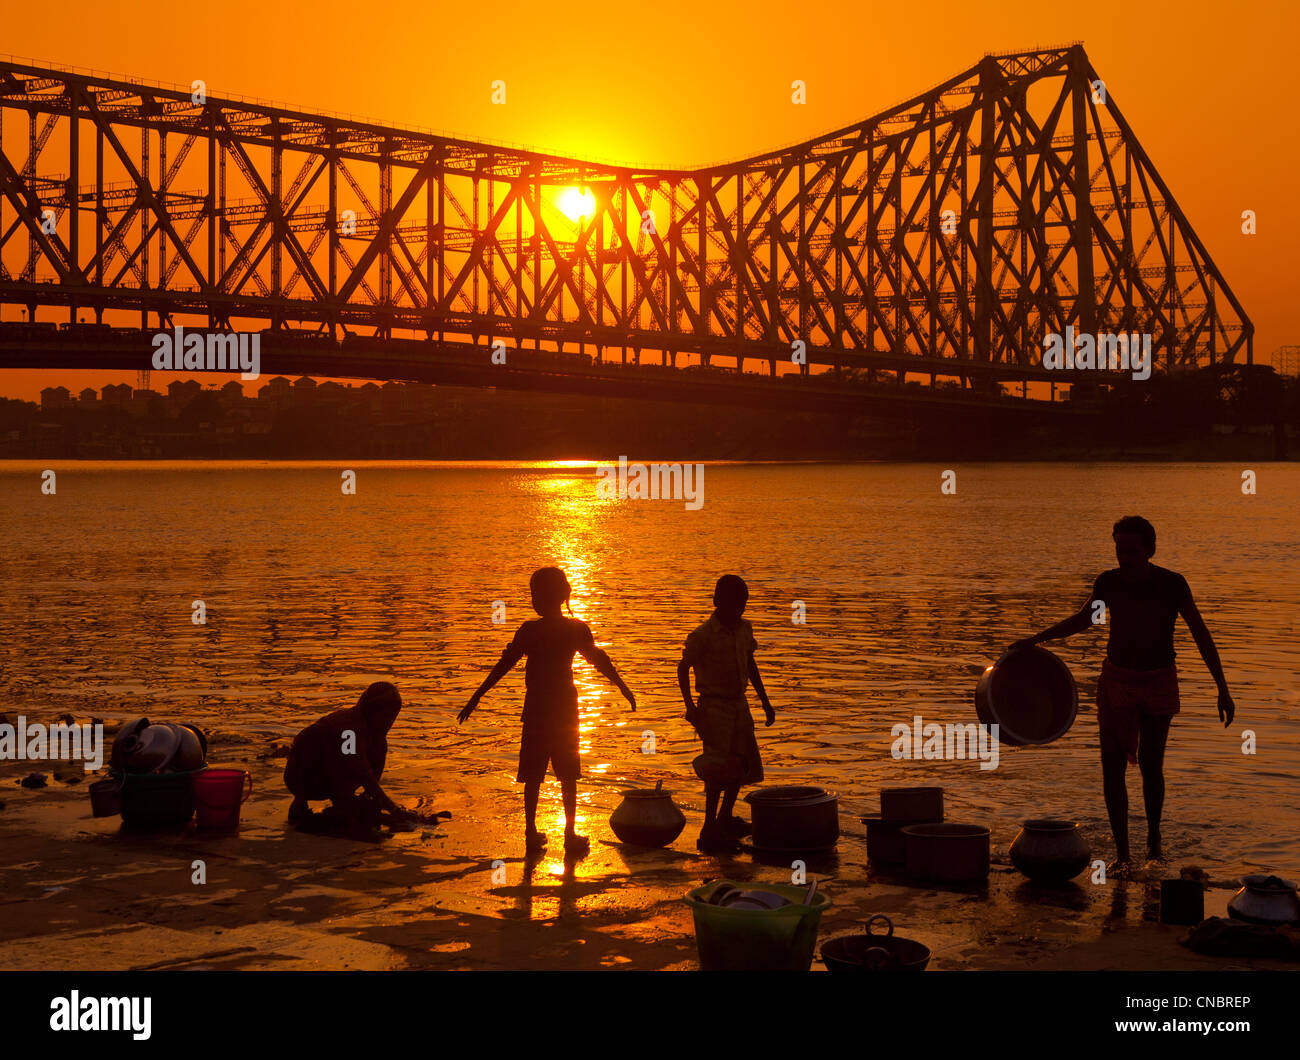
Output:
[0, 742, 1287, 972]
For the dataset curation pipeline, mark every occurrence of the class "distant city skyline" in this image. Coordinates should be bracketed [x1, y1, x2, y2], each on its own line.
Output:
[32, 374, 391, 408]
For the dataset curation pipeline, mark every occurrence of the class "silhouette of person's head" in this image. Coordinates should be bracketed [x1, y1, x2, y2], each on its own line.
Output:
[1112, 515, 1156, 570]
[530, 566, 573, 617]
[357, 681, 402, 732]
[713, 574, 749, 623]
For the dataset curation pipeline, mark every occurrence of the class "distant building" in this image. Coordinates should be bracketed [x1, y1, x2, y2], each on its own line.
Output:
[219, 380, 245, 407]
[102, 383, 133, 406]
[40, 386, 71, 409]
[259, 376, 292, 406]
[292, 376, 318, 404]
[317, 380, 346, 403]
[166, 379, 201, 411]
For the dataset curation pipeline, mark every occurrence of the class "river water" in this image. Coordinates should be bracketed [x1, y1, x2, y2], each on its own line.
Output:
[1, 460, 1296, 875]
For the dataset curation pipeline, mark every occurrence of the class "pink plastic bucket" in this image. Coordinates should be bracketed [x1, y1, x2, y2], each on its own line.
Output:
[194, 769, 253, 830]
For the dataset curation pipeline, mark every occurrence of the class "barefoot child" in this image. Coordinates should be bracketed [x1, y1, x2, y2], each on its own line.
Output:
[679, 574, 776, 854]
[1010, 515, 1235, 877]
[459, 566, 635, 856]
[284, 681, 415, 835]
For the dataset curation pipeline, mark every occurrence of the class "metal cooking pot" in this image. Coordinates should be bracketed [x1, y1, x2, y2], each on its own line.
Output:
[902, 822, 991, 883]
[880, 786, 944, 821]
[863, 813, 942, 864]
[975, 646, 1077, 747]
[821, 914, 931, 972]
[745, 786, 839, 853]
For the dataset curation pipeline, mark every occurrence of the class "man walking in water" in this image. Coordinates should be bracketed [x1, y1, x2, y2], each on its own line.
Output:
[1011, 516, 1235, 877]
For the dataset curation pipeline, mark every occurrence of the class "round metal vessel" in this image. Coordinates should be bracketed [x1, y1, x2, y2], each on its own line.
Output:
[902, 822, 990, 883]
[745, 786, 839, 853]
[975, 646, 1077, 747]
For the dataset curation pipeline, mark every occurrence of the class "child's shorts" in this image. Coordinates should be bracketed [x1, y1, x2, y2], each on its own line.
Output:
[516, 702, 580, 784]
[692, 694, 763, 786]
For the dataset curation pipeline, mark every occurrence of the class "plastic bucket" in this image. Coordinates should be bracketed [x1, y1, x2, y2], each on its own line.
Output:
[194, 769, 253, 830]
[89, 776, 122, 818]
[117, 767, 203, 831]
[685, 880, 831, 971]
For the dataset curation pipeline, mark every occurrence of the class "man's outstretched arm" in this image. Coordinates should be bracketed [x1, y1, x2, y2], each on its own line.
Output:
[1010, 603, 1094, 651]
[1180, 594, 1235, 726]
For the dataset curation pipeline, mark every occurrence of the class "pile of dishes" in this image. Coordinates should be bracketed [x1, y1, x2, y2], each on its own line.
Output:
[95, 718, 210, 829]
[685, 879, 832, 971]
[110, 717, 208, 773]
[705, 883, 796, 910]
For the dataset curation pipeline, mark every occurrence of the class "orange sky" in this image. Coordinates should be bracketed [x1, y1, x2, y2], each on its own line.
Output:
[2, 0, 1296, 400]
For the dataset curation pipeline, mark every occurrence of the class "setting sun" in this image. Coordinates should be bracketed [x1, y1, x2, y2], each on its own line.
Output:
[556, 186, 595, 223]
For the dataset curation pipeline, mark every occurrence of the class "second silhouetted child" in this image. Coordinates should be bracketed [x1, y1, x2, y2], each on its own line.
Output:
[679, 574, 775, 854]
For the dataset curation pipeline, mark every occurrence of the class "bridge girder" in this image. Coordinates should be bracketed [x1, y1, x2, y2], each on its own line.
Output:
[0, 45, 1252, 380]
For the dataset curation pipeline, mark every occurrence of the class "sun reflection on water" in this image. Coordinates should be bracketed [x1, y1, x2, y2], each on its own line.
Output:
[514, 466, 617, 881]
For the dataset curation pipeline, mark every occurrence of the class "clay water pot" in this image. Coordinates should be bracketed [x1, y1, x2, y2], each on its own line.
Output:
[610, 785, 686, 847]
[1009, 819, 1091, 884]
[1227, 875, 1300, 925]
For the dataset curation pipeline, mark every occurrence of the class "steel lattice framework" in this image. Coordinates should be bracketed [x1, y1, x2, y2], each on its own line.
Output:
[0, 44, 1251, 386]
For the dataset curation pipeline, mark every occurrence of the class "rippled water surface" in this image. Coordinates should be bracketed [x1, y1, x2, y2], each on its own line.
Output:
[1, 461, 1296, 874]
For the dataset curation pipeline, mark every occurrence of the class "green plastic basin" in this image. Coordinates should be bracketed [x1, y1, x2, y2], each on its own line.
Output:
[684, 880, 832, 971]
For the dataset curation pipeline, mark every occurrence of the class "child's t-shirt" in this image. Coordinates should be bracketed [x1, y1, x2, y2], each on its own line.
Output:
[503, 616, 595, 708]
[682, 615, 756, 699]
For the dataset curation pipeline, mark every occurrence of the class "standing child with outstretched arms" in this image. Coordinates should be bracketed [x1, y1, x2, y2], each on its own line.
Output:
[459, 566, 635, 856]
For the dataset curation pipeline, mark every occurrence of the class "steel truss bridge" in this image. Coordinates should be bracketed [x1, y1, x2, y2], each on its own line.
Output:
[0, 45, 1252, 415]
